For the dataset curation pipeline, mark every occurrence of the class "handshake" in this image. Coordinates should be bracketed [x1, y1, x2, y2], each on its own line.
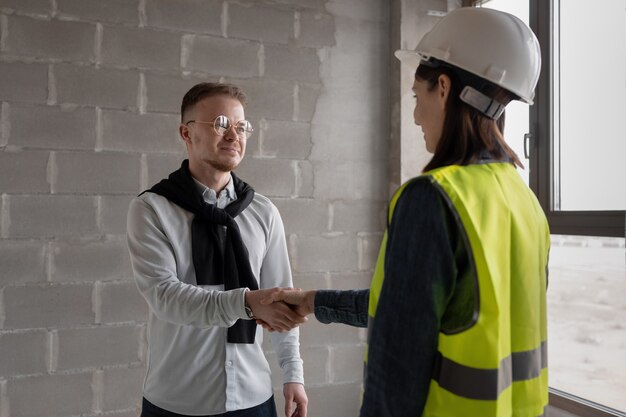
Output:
[244, 288, 316, 332]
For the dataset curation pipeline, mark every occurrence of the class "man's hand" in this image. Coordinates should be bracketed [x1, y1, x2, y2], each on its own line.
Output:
[284, 382, 308, 417]
[245, 288, 307, 332]
[260, 288, 316, 317]
[256, 289, 316, 332]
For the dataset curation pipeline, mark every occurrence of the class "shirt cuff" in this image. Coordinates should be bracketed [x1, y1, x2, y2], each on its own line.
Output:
[281, 359, 305, 385]
[231, 287, 250, 320]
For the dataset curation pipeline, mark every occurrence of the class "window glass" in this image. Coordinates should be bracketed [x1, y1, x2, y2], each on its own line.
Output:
[547, 236, 626, 412]
[555, 0, 626, 210]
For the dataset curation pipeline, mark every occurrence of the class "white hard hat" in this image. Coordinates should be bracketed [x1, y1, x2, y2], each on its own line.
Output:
[395, 7, 541, 105]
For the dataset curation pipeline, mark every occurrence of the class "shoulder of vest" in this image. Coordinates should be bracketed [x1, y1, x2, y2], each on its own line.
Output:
[392, 175, 434, 199]
[387, 175, 439, 222]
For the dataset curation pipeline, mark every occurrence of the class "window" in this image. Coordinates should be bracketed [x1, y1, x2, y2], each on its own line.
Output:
[531, 0, 625, 237]
[552, 2, 626, 212]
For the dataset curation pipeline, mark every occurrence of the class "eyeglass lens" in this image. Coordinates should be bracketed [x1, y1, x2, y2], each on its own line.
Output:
[214, 115, 253, 139]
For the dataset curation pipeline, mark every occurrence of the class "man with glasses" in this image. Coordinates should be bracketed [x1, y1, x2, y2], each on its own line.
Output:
[127, 83, 308, 417]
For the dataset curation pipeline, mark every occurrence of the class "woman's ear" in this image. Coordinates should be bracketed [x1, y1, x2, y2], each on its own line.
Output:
[437, 74, 452, 109]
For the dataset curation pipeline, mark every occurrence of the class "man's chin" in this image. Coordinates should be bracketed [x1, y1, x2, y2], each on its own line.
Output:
[208, 159, 240, 173]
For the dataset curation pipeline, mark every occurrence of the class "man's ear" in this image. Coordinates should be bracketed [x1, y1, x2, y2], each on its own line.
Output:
[179, 123, 191, 145]
[437, 74, 452, 109]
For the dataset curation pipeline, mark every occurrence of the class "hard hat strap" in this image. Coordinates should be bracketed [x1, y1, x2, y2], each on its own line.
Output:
[459, 86, 505, 120]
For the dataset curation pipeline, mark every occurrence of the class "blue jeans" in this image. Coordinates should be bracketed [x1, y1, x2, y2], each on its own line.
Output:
[140, 396, 277, 417]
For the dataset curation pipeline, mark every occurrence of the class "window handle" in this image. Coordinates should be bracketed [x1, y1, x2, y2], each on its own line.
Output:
[523, 133, 532, 159]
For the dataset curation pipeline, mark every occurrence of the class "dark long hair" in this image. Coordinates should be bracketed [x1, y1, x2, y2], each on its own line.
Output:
[416, 64, 523, 172]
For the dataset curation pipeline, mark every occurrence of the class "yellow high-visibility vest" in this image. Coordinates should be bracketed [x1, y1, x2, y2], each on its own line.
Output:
[367, 162, 550, 417]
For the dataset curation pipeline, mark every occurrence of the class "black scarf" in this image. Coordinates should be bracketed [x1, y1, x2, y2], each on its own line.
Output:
[144, 159, 258, 343]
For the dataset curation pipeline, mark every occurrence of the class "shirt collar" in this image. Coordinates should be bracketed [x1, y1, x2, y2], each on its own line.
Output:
[192, 175, 237, 207]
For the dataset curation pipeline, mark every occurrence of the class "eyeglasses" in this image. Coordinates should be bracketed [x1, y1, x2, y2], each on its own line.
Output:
[186, 115, 254, 140]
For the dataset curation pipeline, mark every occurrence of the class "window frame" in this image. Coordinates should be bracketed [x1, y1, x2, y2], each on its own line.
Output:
[529, 0, 625, 238]
[549, 388, 626, 417]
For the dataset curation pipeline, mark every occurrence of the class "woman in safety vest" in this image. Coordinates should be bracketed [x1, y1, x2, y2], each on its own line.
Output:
[261, 7, 549, 417]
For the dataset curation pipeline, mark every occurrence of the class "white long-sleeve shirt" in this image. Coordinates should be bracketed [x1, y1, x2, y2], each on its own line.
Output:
[126, 175, 303, 415]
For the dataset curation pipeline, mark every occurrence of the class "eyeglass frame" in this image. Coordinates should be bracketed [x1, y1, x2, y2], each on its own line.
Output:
[185, 115, 254, 140]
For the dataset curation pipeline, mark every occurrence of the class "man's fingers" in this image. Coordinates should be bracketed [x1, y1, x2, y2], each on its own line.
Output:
[294, 395, 307, 417]
[256, 319, 276, 332]
[265, 314, 293, 332]
[276, 302, 307, 323]
[265, 314, 301, 333]
[276, 312, 303, 331]
[252, 293, 307, 332]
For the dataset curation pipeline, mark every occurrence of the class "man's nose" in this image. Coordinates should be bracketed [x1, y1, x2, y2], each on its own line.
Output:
[223, 126, 238, 141]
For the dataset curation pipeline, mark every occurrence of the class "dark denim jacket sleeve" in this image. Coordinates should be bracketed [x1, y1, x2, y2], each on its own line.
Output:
[314, 289, 369, 327]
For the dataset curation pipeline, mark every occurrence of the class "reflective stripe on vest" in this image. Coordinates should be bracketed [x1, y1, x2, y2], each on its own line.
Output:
[433, 341, 547, 401]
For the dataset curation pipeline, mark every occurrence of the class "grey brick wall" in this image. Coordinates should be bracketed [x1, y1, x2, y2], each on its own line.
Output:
[0, 0, 389, 416]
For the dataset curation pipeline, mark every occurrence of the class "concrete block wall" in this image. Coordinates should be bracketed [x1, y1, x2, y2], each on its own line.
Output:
[0, 0, 389, 416]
